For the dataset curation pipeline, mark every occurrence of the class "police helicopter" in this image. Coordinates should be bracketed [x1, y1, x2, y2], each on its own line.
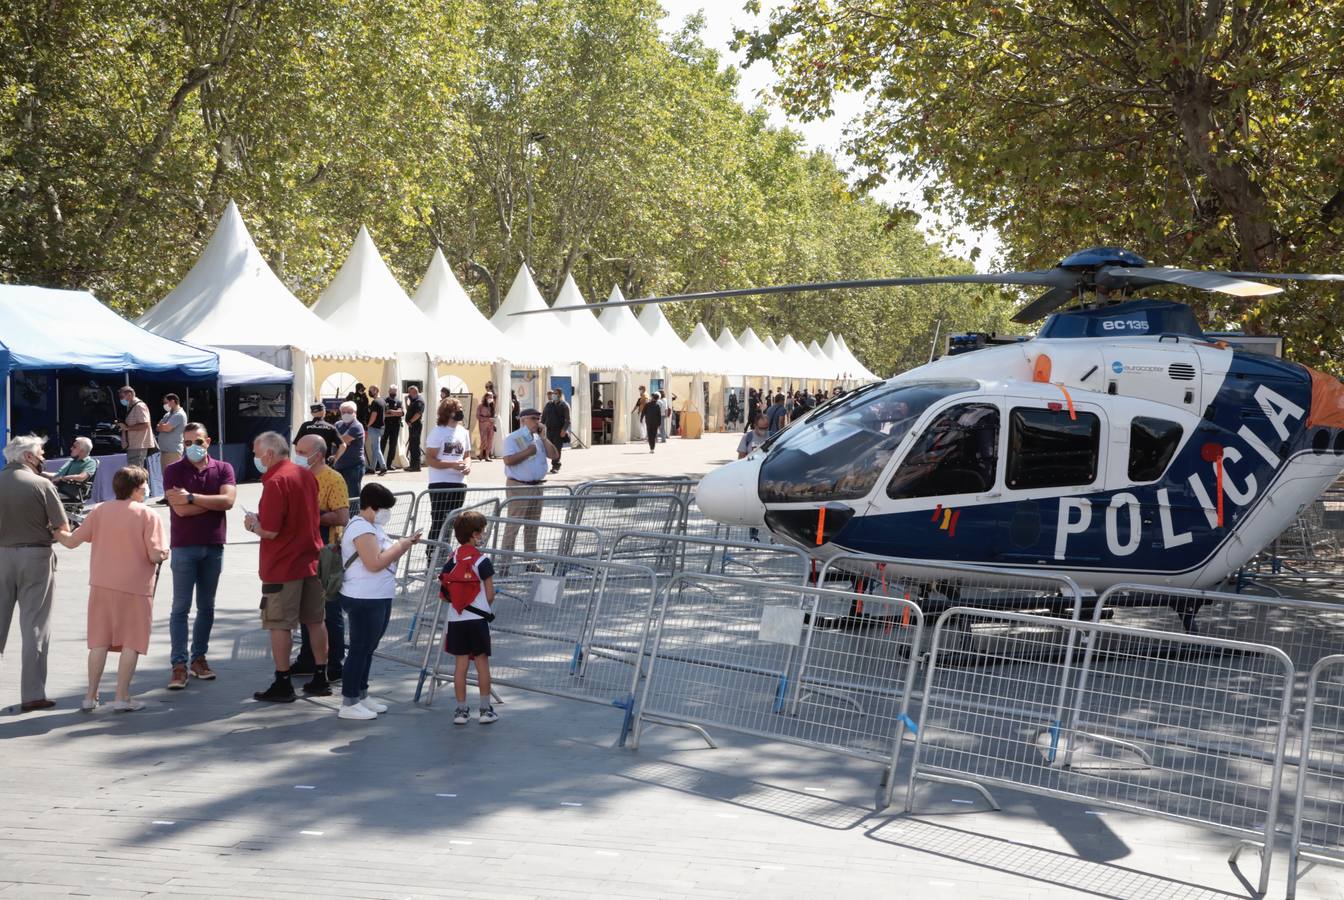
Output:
[555, 247, 1344, 592]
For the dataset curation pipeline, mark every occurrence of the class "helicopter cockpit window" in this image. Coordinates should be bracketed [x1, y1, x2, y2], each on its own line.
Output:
[886, 403, 999, 499]
[758, 379, 978, 503]
[1006, 407, 1100, 489]
[1128, 416, 1183, 482]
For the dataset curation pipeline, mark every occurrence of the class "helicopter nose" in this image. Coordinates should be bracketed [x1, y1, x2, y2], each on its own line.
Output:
[694, 456, 766, 527]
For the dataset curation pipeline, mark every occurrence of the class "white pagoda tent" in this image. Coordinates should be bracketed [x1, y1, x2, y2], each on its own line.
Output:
[779, 334, 822, 382]
[808, 339, 840, 381]
[599, 286, 667, 442]
[312, 225, 446, 421]
[548, 273, 628, 445]
[685, 323, 739, 431]
[411, 248, 524, 453]
[638, 303, 715, 435]
[836, 334, 879, 381]
[136, 199, 372, 437]
[490, 266, 573, 438]
[553, 274, 627, 370]
[738, 327, 781, 384]
[637, 304, 701, 374]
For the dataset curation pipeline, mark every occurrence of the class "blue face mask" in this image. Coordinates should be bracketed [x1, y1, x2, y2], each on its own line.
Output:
[119, 398, 129, 407]
[253, 455, 268, 474]
[292, 454, 310, 469]
[185, 445, 208, 463]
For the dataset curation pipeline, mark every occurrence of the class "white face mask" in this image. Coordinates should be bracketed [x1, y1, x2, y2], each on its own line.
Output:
[163, 404, 172, 413]
[373, 508, 392, 526]
[341, 412, 356, 424]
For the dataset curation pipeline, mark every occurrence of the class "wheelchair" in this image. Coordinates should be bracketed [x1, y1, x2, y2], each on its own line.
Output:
[57, 479, 94, 528]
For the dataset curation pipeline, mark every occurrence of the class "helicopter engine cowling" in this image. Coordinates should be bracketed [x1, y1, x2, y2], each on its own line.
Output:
[694, 455, 767, 527]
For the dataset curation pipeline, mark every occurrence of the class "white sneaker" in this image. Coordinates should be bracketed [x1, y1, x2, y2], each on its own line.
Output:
[478, 705, 499, 724]
[338, 703, 377, 720]
[360, 698, 388, 714]
[453, 706, 470, 725]
[112, 698, 145, 712]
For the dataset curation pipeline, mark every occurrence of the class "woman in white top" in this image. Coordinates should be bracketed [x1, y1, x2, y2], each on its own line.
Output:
[337, 482, 421, 720]
[426, 397, 472, 542]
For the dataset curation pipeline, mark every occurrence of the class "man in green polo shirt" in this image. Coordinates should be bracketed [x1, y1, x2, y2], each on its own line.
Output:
[44, 437, 98, 504]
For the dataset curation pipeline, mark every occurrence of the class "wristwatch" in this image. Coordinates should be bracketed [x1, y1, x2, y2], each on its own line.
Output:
[187, 493, 195, 505]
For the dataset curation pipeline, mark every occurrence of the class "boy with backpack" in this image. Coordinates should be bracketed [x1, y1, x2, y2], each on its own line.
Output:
[438, 510, 497, 724]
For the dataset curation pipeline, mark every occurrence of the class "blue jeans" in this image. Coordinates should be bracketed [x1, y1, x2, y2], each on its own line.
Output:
[367, 427, 386, 471]
[337, 462, 364, 501]
[169, 544, 224, 666]
[339, 593, 391, 701]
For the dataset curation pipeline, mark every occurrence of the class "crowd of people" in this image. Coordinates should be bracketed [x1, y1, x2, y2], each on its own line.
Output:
[0, 391, 552, 718]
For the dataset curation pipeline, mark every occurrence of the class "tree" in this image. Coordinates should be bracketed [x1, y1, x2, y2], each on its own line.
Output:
[738, 1, 1344, 366]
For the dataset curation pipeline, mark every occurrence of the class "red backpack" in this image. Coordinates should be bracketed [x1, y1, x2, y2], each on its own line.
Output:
[438, 545, 494, 620]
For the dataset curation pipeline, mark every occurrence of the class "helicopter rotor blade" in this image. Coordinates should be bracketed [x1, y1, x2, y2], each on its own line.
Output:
[1220, 271, 1344, 283]
[507, 270, 1076, 314]
[1011, 285, 1079, 324]
[1101, 266, 1281, 297]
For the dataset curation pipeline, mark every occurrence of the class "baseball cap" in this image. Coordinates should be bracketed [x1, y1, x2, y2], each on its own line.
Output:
[520, 407, 541, 418]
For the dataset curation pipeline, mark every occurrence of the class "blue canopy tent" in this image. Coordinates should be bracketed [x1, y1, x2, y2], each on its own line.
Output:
[0, 286, 219, 452]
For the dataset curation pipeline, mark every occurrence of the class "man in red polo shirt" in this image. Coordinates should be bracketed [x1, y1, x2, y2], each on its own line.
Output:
[243, 431, 330, 703]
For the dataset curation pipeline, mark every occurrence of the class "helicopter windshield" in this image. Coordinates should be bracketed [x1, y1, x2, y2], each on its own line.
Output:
[758, 379, 979, 503]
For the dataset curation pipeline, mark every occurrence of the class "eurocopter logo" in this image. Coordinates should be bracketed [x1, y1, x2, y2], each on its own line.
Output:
[1111, 361, 1124, 374]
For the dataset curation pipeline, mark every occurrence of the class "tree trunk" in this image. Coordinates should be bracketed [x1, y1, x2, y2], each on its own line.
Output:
[1170, 77, 1279, 268]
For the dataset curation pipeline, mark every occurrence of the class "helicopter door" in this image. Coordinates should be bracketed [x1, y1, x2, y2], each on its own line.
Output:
[876, 401, 1002, 552]
[998, 401, 1108, 564]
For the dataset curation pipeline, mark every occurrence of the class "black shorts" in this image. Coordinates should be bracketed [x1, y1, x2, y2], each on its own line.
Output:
[444, 619, 491, 658]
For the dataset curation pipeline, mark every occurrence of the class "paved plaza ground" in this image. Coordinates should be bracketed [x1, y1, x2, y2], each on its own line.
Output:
[1, 434, 1341, 898]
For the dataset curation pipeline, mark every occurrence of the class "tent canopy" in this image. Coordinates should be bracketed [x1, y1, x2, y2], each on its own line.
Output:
[490, 266, 576, 368]
[413, 249, 518, 365]
[2, 286, 218, 379]
[737, 327, 781, 378]
[637, 302, 704, 374]
[687, 323, 736, 376]
[715, 327, 749, 376]
[597, 286, 666, 372]
[836, 335, 878, 380]
[553, 274, 629, 370]
[137, 200, 360, 358]
[201, 345, 294, 387]
[312, 225, 436, 358]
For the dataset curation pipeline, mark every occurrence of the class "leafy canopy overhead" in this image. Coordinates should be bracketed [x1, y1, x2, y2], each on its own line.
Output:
[0, 0, 1013, 378]
[738, 0, 1344, 367]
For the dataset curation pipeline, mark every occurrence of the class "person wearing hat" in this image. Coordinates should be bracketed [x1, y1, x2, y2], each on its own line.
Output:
[499, 407, 558, 556]
[294, 403, 340, 460]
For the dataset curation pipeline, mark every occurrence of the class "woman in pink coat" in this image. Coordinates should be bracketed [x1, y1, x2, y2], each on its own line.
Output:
[56, 465, 168, 712]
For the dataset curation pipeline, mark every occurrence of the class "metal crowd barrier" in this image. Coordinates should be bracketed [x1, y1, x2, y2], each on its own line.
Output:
[1093, 583, 1344, 770]
[1242, 489, 1344, 583]
[374, 538, 453, 669]
[817, 552, 1086, 683]
[402, 484, 575, 542]
[513, 492, 690, 547]
[603, 531, 812, 584]
[1288, 654, 1344, 899]
[575, 476, 697, 505]
[414, 544, 660, 737]
[906, 607, 1294, 898]
[347, 489, 418, 535]
[629, 572, 924, 808]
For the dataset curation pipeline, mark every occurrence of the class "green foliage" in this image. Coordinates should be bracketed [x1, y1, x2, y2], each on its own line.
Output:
[738, 0, 1344, 370]
[0, 0, 1006, 378]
